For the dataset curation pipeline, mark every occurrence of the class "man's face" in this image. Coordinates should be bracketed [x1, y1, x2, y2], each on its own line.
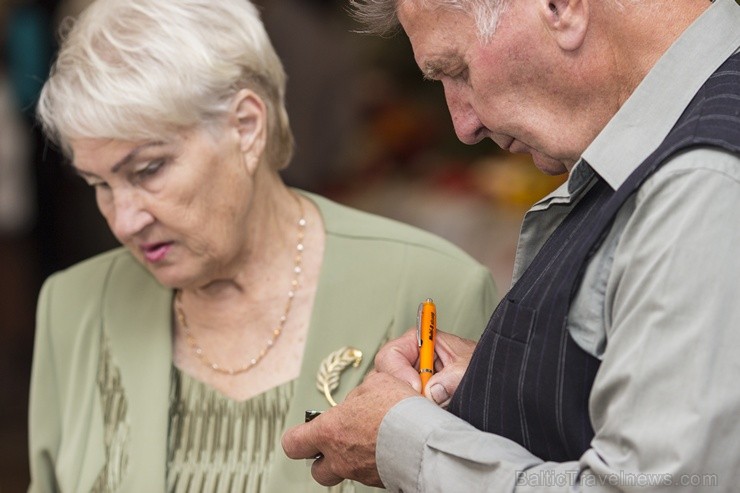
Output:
[398, 1, 586, 175]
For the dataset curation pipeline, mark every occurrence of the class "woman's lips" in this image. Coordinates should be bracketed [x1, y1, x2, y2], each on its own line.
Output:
[140, 242, 173, 263]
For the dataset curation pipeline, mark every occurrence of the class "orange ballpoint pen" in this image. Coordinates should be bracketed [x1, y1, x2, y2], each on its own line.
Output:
[417, 298, 437, 392]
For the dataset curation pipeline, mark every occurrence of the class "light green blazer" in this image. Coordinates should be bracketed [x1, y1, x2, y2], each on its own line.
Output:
[28, 192, 498, 492]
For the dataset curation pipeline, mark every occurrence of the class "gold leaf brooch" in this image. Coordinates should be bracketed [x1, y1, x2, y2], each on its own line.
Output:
[315, 347, 363, 406]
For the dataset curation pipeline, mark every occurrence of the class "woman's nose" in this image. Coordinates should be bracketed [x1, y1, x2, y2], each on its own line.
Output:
[107, 190, 154, 241]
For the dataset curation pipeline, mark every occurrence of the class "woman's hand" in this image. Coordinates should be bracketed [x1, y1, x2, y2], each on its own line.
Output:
[373, 328, 477, 407]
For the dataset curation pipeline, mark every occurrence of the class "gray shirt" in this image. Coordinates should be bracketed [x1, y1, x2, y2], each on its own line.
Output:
[376, 0, 740, 491]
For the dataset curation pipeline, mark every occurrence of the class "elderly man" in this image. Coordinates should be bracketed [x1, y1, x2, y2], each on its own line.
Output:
[283, 0, 740, 490]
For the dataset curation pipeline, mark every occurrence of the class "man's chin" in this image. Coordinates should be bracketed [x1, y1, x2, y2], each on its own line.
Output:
[531, 152, 569, 176]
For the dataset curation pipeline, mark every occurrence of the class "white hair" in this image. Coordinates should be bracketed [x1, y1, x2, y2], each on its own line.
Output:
[348, 0, 508, 40]
[37, 0, 294, 169]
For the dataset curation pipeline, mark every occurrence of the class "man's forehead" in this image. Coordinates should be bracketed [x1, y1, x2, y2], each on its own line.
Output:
[398, 3, 476, 78]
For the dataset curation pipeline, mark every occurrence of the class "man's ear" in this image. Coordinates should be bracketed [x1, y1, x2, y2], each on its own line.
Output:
[539, 0, 588, 51]
[229, 89, 267, 174]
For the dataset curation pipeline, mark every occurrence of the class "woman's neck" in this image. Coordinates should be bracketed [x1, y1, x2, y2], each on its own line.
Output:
[188, 168, 302, 300]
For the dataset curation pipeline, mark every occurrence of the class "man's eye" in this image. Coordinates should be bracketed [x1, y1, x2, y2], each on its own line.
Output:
[448, 67, 469, 82]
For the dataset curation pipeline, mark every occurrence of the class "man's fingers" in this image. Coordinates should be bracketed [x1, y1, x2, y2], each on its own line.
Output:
[311, 456, 344, 487]
[384, 345, 423, 391]
[373, 330, 477, 396]
[374, 328, 422, 392]
[374, 328, 419, 371]
[421, 331, 477, 406]
[435, 331, 476, 366]
[424, 363, 468, 406]
[281, 421, 321, 460]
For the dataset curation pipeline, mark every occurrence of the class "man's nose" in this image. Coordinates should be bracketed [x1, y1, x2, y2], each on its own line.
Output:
[443, 84, 483, 145]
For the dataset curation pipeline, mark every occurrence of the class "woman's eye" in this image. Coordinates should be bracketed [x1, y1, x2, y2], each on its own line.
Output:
[136, 159, 165, 180]
[88, 180, 110, 189]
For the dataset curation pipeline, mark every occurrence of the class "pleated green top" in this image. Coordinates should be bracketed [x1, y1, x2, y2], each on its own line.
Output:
[166, 367, 295, 493]
[93, 350, 358, 493]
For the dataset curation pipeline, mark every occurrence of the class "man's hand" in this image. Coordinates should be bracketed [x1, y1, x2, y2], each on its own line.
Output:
[425, 330, 477, 406]
[374, 328, 477, 407]
[281, 371, 418, 487]
[282, 330, 478, 486]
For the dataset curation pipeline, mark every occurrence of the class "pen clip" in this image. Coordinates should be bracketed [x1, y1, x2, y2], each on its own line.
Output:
[416, 302, 423, 347]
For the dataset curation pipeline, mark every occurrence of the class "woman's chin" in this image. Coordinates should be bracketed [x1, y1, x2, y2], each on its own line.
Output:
[128, 249, 190, 288]
[138, 261, 191, 290]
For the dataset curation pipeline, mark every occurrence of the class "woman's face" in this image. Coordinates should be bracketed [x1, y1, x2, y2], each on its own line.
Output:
[71, 127, 257, 289]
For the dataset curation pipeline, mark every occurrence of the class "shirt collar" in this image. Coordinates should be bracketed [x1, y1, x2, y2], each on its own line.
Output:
[578, 0, 740, 191]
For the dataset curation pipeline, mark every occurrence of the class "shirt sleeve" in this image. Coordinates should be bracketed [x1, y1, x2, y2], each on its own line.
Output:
[377, 148, 740, 492]
[585, 148, 740, 490]
[378, 397, 546, 492]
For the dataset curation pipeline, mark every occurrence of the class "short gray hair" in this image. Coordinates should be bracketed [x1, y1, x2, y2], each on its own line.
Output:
[348, 0, 508, 40]
[37, 0, 294, 169]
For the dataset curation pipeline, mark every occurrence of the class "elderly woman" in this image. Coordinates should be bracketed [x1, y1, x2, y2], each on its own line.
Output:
[28, 0, 497, 491]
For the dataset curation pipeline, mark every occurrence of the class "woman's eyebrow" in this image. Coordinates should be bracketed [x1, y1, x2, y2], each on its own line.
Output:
[110, 142, 167, 174]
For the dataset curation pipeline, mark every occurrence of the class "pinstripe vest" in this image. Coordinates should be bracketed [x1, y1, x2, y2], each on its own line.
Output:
[448, 52, 740, 462]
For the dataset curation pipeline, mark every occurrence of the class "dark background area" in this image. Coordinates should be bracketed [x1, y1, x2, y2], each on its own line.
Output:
[0, 1, 562, 491]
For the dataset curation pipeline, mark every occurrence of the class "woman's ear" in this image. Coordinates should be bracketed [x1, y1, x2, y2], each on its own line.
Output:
[229, 89, 267, 174]
[539, 0, 589, 51]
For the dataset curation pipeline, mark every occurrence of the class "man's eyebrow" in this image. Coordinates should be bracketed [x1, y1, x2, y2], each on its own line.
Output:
[421, 54, 458, 80]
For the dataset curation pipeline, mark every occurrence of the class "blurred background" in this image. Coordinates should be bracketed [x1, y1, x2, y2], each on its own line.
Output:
[0, 0, 564, 490]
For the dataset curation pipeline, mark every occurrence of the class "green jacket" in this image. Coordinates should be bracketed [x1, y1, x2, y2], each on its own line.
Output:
[29, 192, 498, 492]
